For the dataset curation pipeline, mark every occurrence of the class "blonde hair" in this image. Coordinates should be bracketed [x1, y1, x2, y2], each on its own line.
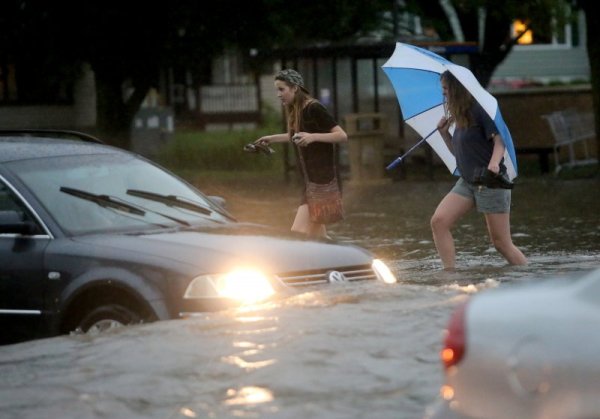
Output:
[441, 71, 473, 128]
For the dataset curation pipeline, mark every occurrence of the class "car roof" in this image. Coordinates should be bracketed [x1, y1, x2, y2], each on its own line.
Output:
[0, 133, 124, 163]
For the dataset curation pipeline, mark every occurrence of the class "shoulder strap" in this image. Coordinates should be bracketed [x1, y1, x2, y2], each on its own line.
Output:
[297, 143, 309, 180]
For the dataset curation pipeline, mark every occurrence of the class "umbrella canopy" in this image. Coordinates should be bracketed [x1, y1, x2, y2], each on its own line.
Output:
[382, 42, 517, 180]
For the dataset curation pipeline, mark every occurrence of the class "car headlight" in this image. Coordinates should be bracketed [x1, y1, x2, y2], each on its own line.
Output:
[372, 259, 397, 284]
[184, 269, 276, 304]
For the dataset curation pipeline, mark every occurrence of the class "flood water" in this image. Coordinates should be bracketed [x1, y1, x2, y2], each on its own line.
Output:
[1, 175, 599, 419]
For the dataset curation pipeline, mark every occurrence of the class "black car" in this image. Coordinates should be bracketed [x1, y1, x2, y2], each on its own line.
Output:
[0, 131, 396, 344]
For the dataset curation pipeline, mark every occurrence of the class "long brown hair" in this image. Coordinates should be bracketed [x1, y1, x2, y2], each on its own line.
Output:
[441, 71, 473, 128]
[277, 81, 315, 135]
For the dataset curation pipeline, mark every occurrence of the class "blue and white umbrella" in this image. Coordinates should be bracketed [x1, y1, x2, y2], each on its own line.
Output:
[383, 42, 518, 180]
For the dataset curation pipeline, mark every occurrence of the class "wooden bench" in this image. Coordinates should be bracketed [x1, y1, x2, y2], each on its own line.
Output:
[541, 109, 597, 174]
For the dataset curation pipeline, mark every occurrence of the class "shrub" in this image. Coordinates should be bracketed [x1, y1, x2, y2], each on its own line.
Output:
[157, 127, 283, 172]
[157, 101, 286, 173]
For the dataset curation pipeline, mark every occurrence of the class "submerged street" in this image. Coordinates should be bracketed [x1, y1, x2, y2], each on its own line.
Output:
[1, 176, 599, 419]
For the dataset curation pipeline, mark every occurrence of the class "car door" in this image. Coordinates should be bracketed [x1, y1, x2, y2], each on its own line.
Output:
[0, 179, 51, 344]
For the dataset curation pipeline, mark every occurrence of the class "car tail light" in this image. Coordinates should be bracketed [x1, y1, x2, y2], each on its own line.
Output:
[441, 299, 469, 370]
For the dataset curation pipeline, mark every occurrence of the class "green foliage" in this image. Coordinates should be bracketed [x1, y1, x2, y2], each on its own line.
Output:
[401, 0, 578, 86]
[259, 0, 390, 48]
[156, 127, 284, 172]
[0, 0, 393, 140]
[157, 104, 289, 182]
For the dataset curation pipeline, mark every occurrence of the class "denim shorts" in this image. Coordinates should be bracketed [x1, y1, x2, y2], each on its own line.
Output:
[451, 177, 511, 213]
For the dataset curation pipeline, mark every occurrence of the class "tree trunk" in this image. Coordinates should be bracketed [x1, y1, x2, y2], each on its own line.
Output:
[94, 69, 152, 150]
[470, 49, 511, 87]
[439, 0, 464, 41]
[94, 72, 131, 148]
[475, 8, 521, 88]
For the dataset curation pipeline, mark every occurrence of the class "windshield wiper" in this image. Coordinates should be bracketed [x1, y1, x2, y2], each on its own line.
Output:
[60, 187, 191, 226]
[126, 189, 212, 216]
[60, 187, 146, 215]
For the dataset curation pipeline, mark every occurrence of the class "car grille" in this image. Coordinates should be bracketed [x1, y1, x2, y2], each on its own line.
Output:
[275, 264, 377, 287]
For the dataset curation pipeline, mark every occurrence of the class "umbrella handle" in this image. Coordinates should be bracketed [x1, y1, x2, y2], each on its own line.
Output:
[386, 127, 438, 170]
[386, 156, 404, 170]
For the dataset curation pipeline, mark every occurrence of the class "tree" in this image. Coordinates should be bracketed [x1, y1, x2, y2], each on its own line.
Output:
[0, 0, 389, 147]
[399, 0, 599, 161]
[400, 0, 572, 86]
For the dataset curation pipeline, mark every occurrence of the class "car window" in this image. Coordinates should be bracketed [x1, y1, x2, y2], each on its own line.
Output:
[6, 153, 232, 235]
[0, 183, 20, 212]
[0, 180, 44, 234]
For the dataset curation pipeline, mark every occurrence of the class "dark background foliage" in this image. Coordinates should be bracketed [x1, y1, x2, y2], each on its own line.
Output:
[0, 0, 597, 154]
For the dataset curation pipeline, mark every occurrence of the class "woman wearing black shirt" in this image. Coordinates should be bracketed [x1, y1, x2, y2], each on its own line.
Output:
[254, 69, 347, 238]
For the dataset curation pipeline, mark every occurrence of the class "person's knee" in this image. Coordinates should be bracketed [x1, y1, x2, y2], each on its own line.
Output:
[430, 212, 449, 232]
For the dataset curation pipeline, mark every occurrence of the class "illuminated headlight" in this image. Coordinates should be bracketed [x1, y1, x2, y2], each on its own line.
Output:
[184, 269, 276, 304]
[372, 259, 397, 284]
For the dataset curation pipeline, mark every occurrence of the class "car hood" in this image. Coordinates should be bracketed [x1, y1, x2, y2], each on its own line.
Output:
[70, 223, 374, 275]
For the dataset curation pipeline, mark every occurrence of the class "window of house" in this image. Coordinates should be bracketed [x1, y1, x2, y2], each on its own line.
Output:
[512, 14, 574, 50]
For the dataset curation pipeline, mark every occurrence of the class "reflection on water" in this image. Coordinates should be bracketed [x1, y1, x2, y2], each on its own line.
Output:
[0, 178, 598, 419]
[224, 386, 274, 405]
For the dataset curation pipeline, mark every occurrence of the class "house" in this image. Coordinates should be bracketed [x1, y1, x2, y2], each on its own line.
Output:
[490, 10, 590, 89]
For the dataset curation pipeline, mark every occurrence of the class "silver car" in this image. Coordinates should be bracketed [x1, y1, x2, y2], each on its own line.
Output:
[428, 268, 600, 419]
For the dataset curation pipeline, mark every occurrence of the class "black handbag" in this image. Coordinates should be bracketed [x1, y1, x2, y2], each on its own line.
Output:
[472, 167, 514, 189]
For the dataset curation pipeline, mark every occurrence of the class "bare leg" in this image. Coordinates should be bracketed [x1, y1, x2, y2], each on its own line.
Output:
[431, 193, 474, 270]
[484, 213, 528, 265]
[291, 204, 327, 238]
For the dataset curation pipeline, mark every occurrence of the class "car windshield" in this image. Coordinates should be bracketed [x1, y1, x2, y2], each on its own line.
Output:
[7, 153, 233, 235]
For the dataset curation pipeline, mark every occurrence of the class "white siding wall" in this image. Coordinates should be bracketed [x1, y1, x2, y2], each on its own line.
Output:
[492, 11, 590, 83]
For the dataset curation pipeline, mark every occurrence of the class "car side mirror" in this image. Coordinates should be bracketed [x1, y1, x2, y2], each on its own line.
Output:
[0, 210, 38, 235]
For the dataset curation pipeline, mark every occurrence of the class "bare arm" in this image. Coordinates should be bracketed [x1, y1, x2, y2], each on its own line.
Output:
[292, 125, 348, 147]
[254, 133, 289, 145]
[488, 134, 505, 174]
